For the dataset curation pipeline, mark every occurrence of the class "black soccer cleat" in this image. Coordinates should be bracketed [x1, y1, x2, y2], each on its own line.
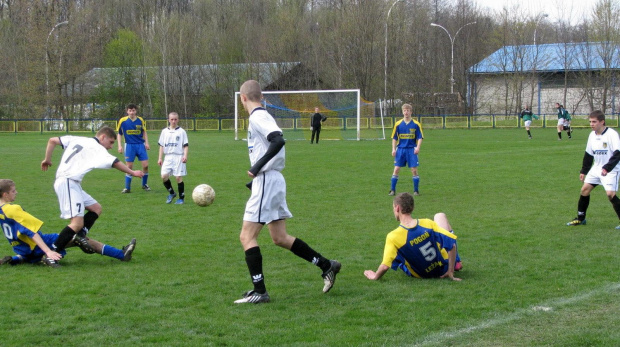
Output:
[234, 290, 270, 304]
[42, 256, 61, 268]
[322, 260, 341, 293]
[122, 238, 136, 262]
[72, 234, 96, 254]
[0, 256, 13, 265]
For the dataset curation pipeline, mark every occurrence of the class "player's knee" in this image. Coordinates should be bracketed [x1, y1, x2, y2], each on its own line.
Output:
[607, 192, 616, 201]
[271, 235, 289, 248]
[87, 204, 102, 216]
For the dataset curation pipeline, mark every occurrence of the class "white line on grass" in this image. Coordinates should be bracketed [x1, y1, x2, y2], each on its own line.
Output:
[413, 282, 620, 346]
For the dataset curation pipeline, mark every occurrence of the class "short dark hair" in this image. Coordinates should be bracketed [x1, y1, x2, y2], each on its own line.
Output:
[97, 126, 117, 138]
[589, 110, 605, 122]
[0, 179, 15, 196]
[394, 192, 414, 214]
[126, 103, 138, 110]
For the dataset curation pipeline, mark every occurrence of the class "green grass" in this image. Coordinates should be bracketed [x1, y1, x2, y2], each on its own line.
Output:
[0, 128, 619, 346]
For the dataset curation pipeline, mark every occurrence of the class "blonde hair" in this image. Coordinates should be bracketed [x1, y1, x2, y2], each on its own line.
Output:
[402, 104, 412, 111]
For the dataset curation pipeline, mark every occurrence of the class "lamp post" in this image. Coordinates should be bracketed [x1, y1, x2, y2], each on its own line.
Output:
[430, 21, 476, 94]
[384, 0, 403, 115]
[533, 13, 548, 46]
[45, 21, 69, 115]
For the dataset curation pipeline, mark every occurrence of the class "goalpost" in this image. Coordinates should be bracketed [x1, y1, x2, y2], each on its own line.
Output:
[234, 89, 384, 141]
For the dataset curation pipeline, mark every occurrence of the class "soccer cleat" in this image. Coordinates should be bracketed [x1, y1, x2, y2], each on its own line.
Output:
[528, 136, 532, 139]
[72, 234, 96, 254]
[122, 238, 136, 262]
[42, 256, 61, 268]
[455, 261, 463, 271]
[413, 191, 420, 196]
[234, 290, 270, 304]
[0, 256, 13, 265]
[388, 190, 395, 196]
[322, 260, 341, 293]
[166, 193, 177, 204]
[142, 184, 151, 191]
[121, 188, 131, 193]
[615, 224, 620, 230]
[566, 218, 586, 226]
[175, 199, 184, 205]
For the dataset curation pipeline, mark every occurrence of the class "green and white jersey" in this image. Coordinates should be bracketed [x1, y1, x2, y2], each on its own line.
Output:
[520, 109, 538, 121]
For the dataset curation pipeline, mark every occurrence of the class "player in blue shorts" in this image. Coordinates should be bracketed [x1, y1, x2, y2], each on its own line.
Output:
[364, 192, 462, 281]
[117, 104, 151, 193]
[389, 103, 423, 196]
[0, 179, 136, 267]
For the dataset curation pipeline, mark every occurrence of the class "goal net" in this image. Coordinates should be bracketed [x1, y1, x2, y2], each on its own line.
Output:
[234, 89, 383, 141]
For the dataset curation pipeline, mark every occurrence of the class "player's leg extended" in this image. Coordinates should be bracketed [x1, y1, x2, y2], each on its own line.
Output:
[79, 238, 136, 261]
[240, 221, 267, 295]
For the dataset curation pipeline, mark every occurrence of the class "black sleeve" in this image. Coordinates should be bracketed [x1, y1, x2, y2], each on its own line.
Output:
[580, 152, 594, 175]
[248, 131, 285, 176]
[602, 150, 620, 172]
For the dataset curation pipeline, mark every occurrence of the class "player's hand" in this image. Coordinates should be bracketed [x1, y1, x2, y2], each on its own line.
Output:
[182, 156, 187, 163]
[440, 270, 461, 281]
[133, 170, 144, 178]
[46, 250, 63, 261]
[41, 160, 53, 171]
[145, 143, 150, 150]
[414, 147, 420, 155]
[391, 149, 396, 157]
[118, 147, 124, 154]
[247, 171, 255, 178]
[157, 159, 163, 166]
[364, 270, 377, 280]
[580, 173, 585, 181]
[602, 169, 609, 177]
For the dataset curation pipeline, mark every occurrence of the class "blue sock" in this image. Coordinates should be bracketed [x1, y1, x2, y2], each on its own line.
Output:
[391, 175, 398, 191]
[101, 245, 124, 260]
[142, 173, 149, 186]
[125, 174, 132, 190]
[413, 175, 420, 192]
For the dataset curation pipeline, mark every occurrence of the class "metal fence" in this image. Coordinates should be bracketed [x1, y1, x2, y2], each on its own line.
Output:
[1, 114, 617, 133]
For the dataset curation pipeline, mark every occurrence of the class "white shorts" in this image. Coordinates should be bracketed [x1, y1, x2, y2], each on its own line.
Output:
[54, 178, 97, 219]
[161, 154, 187, 177]
[524, 120, 532, 127]
[244, 170, 292, 224]
[584, 169, 619, 192]
[557, 119, 566, 127]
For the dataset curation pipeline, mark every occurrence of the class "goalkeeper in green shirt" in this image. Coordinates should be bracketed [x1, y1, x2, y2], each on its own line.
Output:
[520, 105, 539, 139]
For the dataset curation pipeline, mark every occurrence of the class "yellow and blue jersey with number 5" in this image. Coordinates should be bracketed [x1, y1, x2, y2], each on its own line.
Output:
[0, 203, 65, 261]
[381, 219, 457, 278]
[392, 119, 423, 148]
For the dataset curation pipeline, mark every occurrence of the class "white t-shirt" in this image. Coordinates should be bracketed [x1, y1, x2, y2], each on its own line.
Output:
[585, 127, 620, 172]
[158, 127, 189, 155]
[56, 136, 118, 182]
[247, 107, 285, 173]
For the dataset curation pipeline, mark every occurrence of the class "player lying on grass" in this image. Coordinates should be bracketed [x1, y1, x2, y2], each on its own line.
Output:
[364, 192, 462, 281]
[0, 179, 136, 267]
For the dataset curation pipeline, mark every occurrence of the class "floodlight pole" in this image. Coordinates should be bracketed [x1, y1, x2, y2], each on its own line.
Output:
[384, 0, 403, 117]
[533, 13, 548, 46]
[45, 21, 69, 115]
[431, 21, 476, 94]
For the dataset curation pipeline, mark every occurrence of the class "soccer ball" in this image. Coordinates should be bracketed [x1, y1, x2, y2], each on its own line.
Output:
[192, 184, 215, 207]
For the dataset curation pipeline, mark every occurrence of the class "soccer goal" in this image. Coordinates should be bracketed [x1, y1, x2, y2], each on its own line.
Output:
[234, 89, 384, 141]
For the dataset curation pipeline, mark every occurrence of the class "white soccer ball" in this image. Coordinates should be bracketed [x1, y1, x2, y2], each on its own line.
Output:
[192, 184, 215, 207]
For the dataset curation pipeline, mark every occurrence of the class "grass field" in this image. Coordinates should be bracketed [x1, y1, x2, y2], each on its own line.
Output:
[1, 128, 619, 346]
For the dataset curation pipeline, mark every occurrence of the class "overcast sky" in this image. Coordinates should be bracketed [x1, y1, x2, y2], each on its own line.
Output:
[473, 0, 601, 24]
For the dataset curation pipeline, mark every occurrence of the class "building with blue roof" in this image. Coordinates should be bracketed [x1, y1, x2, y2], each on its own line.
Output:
[468, 42, 620, 116]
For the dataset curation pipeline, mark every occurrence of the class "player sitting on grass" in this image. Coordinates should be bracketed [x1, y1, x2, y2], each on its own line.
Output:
[364, 192, 462, 281]
[0, 179, 136, 267]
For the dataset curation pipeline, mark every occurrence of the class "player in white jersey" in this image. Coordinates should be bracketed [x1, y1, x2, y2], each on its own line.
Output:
[233, 80, 341, 304]
[566, 110, 620, 229]
[158, 112, 189, 204]
[41, 127, 144, 253]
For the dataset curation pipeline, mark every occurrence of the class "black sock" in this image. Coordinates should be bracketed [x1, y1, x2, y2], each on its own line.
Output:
[245, 247, 266, 294]
[54, 226, 77, 252]
[577, 195, 590, 220]
[558, 132, 562, 139]
[610, 195, 620, 220]
[178, 182, 185, 199]
[163, 179, 174, 194]
[527, 130, 531, 136]
[83, 211, 99, 233]
[290, 238, 330, 272]
[568, 130, 572, 138]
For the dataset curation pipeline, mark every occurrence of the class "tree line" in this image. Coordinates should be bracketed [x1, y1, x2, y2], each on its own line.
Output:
[0, 0, 618, 120]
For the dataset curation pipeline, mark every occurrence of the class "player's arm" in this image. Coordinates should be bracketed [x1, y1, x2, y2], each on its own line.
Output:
[580, 152, 594, 175]
[602, 150, 620, 174]
[392, 138, 398, 156]
[117, 133, 124, 153]
[41, 137, 61, 171]
[31, 233, 62, 260]
[248, 131, 285, 177]
[158, 145, 164, 166]
[143, 127, 150, 150]
[439, 247, 461, 281]
[182, 144, 188, 163]
[364, 264, 389, 280]
[414, 138, 423, 155]
[112, 159, 144, 177]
